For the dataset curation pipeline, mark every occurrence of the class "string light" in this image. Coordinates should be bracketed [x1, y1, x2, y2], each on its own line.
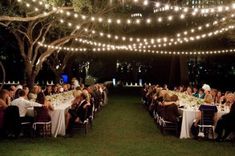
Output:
[56, 22, 235, 50]
[18, 0, 234, 47]
[74, 23, 235, 50]
[130, 0, 235, 20]
[19, 0, 235, 26]
[38, 41, 235, 56]
[71, 20, 235, 49]
[38, 42, 87, 52]
[93, 47, 235, 55]
[153, 4, 233, 15]
[131, 0, 235, 15]
[19, 1, 235, 50]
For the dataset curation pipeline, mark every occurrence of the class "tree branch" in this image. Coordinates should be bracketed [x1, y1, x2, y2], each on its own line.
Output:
[0, 7, 73, 22]
[0, 21, 10, 27]
[32, 23, 53, 64]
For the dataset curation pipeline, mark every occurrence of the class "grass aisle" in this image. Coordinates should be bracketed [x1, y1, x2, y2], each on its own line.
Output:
[0, 90, 235, 156]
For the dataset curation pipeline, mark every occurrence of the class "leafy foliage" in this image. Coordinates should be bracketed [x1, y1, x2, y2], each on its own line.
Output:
[71, 0, 92, 13]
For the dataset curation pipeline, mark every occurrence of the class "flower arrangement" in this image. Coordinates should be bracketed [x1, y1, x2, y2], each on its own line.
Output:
[46, 91, 73, 105]
[168, 91, 204, 108]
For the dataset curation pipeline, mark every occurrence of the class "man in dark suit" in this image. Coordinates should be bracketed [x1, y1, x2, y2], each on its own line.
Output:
[215, 94, 235, 141]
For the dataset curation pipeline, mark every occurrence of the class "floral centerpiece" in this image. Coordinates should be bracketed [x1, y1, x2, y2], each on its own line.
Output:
[168, 91, 204, 108]
[46, 91, 74, 105]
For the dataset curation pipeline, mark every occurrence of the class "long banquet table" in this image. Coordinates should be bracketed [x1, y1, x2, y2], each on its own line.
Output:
[179, 107, 229, 139]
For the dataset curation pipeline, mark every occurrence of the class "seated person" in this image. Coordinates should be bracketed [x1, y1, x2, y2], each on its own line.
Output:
[10, 89, 41, 123]
[191, 94, 218, 138]
[162, 94, 181, 123]
[66, 91, 89, 135]
[184, 87, 192, 96]
[0, 89, 10, 110]
[44, 85, 52, 96]
[192, 87, 198, 97]
[215, 93, 235, 142]
[194, 89, 205, 99]
[0, 89, 10, 135]
[8, 87, 16, 101]
[28, 85, 40, 101]
[156, 90, 167, 117]
[35, 92, 54, 122]
[23, 86, 30, 100]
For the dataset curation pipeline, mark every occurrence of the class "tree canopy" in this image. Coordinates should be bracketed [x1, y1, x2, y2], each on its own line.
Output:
[0, 0, 235, 87]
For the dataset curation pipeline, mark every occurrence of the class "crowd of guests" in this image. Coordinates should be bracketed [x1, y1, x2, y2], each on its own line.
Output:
[142, 84, 235, 141]
[0, 81, 108, 138]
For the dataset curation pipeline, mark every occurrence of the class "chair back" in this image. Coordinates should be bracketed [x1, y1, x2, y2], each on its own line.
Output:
[34, 106, 51, 122]
[87, 104, 93, 118]
[77, 105, 89, 123]
[3, 106, 21, 136]
[200, 109, 215, 125]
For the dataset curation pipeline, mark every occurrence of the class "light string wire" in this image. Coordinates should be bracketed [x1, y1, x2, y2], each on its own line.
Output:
[18, 0, 235, 25]
[18, 0, 235, 46]
[38, 41, 235, 56]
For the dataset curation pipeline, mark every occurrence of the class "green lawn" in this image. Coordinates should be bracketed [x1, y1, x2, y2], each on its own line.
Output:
[0, 90, 235, 156]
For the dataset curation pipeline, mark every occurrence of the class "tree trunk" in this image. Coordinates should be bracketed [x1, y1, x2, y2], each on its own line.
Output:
[54, 71, 61, 84]
[179, 56, 189, 85]
[24, 60, 35, 90]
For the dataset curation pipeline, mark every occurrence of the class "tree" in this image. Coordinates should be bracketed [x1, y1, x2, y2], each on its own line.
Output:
[0, 0, 115, 89]
[46, 52, 75, 83]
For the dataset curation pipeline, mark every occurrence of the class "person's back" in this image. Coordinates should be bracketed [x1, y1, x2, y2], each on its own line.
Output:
[10, 90, 41, 118]
[11, 97, 28, 117]
[35, 92, 52, 122]
[163, 103, 180, 122]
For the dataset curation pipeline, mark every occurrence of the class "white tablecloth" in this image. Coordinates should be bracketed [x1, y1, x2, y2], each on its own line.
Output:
[49, 102, 71, 137]
[179, 108, 229, 139]
[27, 101, 71, 137]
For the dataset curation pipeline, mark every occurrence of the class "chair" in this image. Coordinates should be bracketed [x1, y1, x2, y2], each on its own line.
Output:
[87, 104, 94, 129]
[159, 117, 179, 136]
[3, 106, 31, 138]
[153, 111, 160, 126]
[32, 107, 51, 137]
[198, 109, 216, 139]
[74, 106, 89, 135]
